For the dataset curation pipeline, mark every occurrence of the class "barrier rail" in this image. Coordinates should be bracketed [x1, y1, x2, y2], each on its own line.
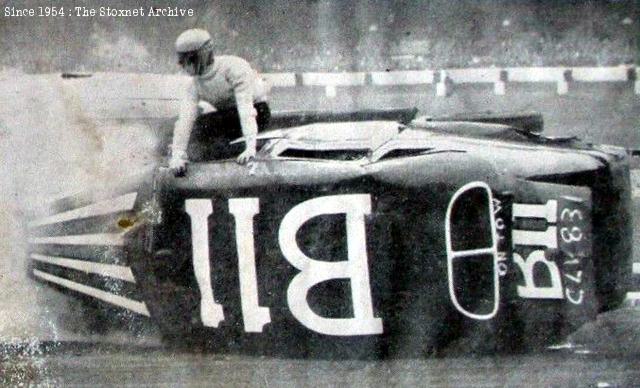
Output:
[289, 65, 637, 97]
[45, 65, 639, 99]
[369, 70, 434, 85]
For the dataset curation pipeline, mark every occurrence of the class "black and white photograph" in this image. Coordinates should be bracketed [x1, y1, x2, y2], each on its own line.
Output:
[1, 0, 639, 386]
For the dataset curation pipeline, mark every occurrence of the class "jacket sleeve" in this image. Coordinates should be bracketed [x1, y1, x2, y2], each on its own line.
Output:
[171, 79, 199, 158]
[226, 60, 258, 141]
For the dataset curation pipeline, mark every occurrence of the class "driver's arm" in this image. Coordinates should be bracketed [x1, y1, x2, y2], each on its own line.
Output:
[227, 61, 259, 163]
[170, 80, 199, 163]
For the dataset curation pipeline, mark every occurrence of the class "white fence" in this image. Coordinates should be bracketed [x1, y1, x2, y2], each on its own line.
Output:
[1, 66, 636, 119]
[23, 65, 637, 98]
[265, 65, 636, 97]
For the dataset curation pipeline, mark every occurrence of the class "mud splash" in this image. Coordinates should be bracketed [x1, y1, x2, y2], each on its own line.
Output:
[0, 71, 162, 345]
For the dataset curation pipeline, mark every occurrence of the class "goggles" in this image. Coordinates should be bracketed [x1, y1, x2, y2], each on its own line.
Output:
[178, 51, 199, 67]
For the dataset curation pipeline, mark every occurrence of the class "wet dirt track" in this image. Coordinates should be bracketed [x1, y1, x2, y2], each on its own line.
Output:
[1, 345, 639, 387]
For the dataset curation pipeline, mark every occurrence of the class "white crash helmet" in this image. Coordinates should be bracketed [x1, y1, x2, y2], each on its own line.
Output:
[175, 29, 214, 75]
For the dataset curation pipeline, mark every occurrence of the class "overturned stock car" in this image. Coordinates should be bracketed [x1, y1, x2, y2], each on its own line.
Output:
[27, 108, 633, 357]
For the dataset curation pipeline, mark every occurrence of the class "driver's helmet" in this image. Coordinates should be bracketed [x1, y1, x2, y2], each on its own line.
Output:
[175, 29, 214, 76]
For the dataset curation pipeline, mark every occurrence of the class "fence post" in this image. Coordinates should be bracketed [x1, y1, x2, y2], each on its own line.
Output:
[632, 67, 640, 95]
[494, 69, 508, 95]
[436, 70, 450, 97]
[557, 69, 571, 95]
[325, 85, 337, 98]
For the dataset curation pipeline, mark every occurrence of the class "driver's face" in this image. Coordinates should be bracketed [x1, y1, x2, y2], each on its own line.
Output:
[182, 63, 198, 76]
[178, 52, 199, 76]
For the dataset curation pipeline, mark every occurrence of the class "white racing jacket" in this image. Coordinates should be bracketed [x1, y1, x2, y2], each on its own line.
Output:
[171, 55, 269, 157]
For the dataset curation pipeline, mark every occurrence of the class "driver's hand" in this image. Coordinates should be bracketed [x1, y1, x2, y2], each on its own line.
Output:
[169, 154, 188, 177]
[237, 148, 256, 165]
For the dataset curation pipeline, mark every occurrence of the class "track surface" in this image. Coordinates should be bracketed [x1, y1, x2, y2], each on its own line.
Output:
[2, 346, 640, 387]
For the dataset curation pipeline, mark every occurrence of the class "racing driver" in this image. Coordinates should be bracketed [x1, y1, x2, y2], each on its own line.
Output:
[169, 28, 270, 176]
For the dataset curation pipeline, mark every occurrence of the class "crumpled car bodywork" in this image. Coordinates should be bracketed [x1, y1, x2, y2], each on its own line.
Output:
[28, 110, 633, 357]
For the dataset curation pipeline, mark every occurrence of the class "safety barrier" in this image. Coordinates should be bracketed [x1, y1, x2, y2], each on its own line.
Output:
[49, 65, 638, 99]
[263, 65, 638, 98]
[3, 66, 635, 120]
[300, 72, 367, 98]
[369, 70, 435, 85]
[262, 73, 297, 88]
